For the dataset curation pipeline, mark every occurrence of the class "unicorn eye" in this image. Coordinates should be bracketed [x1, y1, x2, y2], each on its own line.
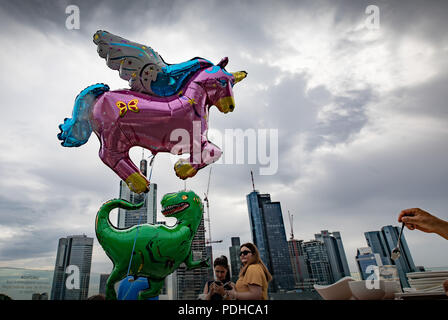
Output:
[218, 80, 227, 87]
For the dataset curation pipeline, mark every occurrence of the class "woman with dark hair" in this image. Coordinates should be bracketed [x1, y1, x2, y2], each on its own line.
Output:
[202, 255, 233, 300]
[226, 242, 272, 300]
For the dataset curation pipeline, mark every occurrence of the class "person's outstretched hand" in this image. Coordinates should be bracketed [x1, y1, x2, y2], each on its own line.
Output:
[398, 208, 448, 240]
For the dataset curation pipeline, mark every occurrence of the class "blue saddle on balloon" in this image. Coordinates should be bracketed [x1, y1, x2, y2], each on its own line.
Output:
[152, 59, 206, 96]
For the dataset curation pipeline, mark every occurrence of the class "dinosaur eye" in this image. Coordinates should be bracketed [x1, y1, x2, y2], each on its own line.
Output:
[182, 195, 188, 200]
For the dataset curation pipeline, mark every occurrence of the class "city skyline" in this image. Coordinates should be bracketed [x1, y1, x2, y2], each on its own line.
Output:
[0, 187, 444, 276]
[1, 0, 448, 284]
[0, 218, 438, 299]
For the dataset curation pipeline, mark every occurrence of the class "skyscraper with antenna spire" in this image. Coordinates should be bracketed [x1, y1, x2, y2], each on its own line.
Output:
[246, 171, 295, 292]
[117, 150, 157, 228]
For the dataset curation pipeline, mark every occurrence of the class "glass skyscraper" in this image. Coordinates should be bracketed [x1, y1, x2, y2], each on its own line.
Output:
[355, 247, 383, 280]
[205, 245, 214, 281]
[247, 192, 270, 269]
[315, 230, 351, 282]
[50, 235, 93, 300]
[364, 225, 416, 287]
[381, 225, 416, 287]
[364, 231, 392, 265]
[229, 237, 242, 283]
[117, 159, 158, 228]
[246, 190, 295, 292]
[99, 273, 109, 295]
[302, 240, 333, 285]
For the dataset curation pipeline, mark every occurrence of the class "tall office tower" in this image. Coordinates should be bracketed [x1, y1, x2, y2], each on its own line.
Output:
[205, 245, 214, 281]
[174, 217, 209, 299]
[355, 247, 383, 280]
[246, 190, 295, 292]
[381, 225, 416, 287]
[229, 237, 242, 283]
[171, 270, 178, 299]
[314, 230, 351, 282]
[288, 239, 310, 288]
[364, 231, 392, 265]
[117, 159, 158, 228]
[365, 226, 416, 287]
[302, 240, 333, 285]
[99, 274, 109, 295]
[50, 235, 93, 300]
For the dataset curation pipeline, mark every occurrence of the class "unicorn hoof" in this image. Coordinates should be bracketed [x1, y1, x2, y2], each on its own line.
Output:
[125, 172, 149, 194]
[174, 160, 198, 179]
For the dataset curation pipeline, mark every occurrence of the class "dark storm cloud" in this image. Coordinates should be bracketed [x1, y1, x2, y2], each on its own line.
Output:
[207, 75, 374, 189]
[3, 0, 447, 43]
[0, 0, 277, 53]
[303, 140, 448, 213]
[0, 192, 92, 228]
[0, 225, 63, 261]
[0, 195, 39, 227]
[305, 88, 373, 151]
[378, 0, 448, 45]
[330, 0, 448, 42]
[392, 73, 448, 119]
[0, 0, 176, 34]
[0, 0, 67, 29]
[0, 193, 98, 261]
[26, 159, 118, 196]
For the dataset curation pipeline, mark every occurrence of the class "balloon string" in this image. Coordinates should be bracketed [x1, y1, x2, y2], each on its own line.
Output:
[124, 154, 156, 288]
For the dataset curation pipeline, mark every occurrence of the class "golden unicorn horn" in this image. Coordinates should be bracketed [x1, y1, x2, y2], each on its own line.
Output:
[232, 71, 248, 84]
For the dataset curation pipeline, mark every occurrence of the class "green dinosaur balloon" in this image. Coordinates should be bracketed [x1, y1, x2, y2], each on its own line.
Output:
[95, 190, 210, 300]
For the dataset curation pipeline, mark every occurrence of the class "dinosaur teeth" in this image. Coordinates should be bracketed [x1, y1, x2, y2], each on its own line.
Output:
[162, 202, 190, 216]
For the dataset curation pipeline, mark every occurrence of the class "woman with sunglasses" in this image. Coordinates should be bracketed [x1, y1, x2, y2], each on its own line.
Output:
[202, 255, 233, 300]
[226, 242, 272, 300]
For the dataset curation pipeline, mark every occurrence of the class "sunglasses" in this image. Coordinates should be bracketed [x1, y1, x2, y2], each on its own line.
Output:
[239, 250, 252, 256]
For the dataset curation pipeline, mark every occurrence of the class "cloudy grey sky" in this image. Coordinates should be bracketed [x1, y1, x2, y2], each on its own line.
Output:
[1, 0, 448, 276]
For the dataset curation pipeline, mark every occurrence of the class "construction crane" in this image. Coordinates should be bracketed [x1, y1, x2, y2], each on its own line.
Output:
[203, 166, 222, 245]
[206, 239, 223, 244]
[288, 210, 295, 240]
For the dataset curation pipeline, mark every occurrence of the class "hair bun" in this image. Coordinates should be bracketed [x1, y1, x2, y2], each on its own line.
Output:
[213, 255, 229, 267]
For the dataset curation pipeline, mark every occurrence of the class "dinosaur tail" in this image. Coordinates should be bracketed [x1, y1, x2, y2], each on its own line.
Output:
[95, 199, 144, 242]
[57, 83, 110, 147]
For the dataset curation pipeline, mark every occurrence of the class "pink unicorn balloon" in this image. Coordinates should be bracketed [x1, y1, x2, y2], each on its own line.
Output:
[58, 57, 247, 194]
